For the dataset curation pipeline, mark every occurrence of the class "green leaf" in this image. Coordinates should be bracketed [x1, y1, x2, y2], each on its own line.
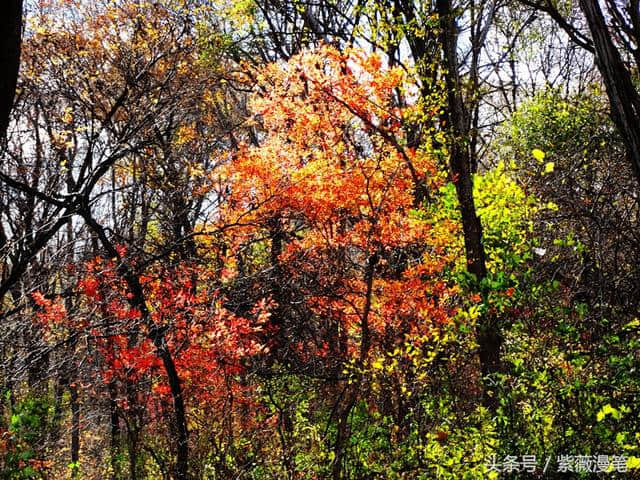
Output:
[597, 403, 619, 421]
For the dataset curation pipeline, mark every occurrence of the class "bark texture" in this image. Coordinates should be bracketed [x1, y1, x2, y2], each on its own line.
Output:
[0, 0, 23, 139]
[579, 0, 640, 184]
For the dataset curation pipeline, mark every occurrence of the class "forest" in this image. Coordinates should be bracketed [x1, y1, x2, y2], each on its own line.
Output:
[1, 0, 639, 478]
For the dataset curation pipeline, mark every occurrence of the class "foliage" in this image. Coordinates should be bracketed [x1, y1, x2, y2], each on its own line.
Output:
[1, 395, 56, 479]
[2, 2, 640, 479]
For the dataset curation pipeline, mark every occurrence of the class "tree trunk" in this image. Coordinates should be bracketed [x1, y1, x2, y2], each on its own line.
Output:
[0, 0, 23, 139]
[82, 211, 190, 480]
[578, 0, 640, 184]
[70, 384, 80, 478]
[436, 0, 501, 409]
[108, 380, 121, 480]
[154, 338, 189, 480]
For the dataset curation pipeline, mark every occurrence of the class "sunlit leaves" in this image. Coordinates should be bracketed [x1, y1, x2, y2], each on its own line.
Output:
[215, 46, 458, 386]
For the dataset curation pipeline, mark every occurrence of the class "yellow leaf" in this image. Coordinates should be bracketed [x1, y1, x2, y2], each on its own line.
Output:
[628, 457, 640, 470]
[532, 148, 545, 161]
[544, 162, 555, 173]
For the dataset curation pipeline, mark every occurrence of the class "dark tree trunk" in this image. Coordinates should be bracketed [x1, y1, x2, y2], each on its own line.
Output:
[331, 398, 354, 480]
[436, 0, 501, 409]
[330, 252, 378, 480]
[0, 0, 23, 139]
[436, 0, 487, 281]
[153, 338, 189, 480]
[82, 211, 190, 480]
[579, 0, 640, 184]
[128, 430, 139, 480]
[108, 380, 121, 480]
[70, 384, 80, 478]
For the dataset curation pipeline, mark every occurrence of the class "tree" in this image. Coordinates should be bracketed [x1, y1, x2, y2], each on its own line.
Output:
[218, 45, 459, 478]
[0, 0, 23, 140]
[1, 1, 240, 477]
[518, 0, 640, 185]
[246, 0, 523, 405]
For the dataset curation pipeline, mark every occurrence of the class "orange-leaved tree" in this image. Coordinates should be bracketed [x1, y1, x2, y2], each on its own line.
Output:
[217, 45, 459, 477]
